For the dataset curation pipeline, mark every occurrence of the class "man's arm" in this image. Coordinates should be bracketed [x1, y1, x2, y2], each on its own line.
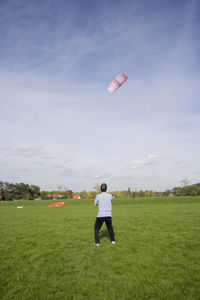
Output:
[94, 195, 98, 207]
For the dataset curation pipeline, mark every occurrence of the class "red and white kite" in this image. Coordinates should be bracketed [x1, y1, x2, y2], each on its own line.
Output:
[107, 72, 128, 93]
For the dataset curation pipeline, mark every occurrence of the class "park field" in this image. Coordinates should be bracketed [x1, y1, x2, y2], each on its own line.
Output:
[0, 197, 200, 300]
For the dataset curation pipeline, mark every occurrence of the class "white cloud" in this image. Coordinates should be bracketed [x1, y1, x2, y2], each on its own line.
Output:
[94, 174, 109, 180]
[15, 146, 45, 157]
[0, 145, 45, 158]
[52, 164, 63, 169]
[62, 168, 75, 176]
[129, 154, 157, 170]
[41, 156, 56, 160]
[0, 146, 12, 152]
[35, 162, 46, 166]
[19, 168, 30, 172]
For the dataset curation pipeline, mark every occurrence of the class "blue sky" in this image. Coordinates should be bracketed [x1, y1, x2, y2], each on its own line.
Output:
[0, 0, 200, 192]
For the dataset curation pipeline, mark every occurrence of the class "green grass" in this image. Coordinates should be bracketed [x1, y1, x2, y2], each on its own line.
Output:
[0, 197, 200, 300]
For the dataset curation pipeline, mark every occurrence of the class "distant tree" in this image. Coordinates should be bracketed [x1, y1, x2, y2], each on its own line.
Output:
[127, 187, 131, 197]
[87, 191, 92, 198]
[30, 185, 40, 198]
[111, 191, 122, 198]
[94, 184, 101, 193]
[118, 191, 124, 198]
[137, 190, 146, 197]
[171, 187, 181, 196]
[19, 183, 31, 200]
[3, 182, 15, 201]
[131, 191, 136, 198]
[0, 181, 5, 200]
[65, 189, 73, 198]
[91, 191, 97, 198]
[40, 190, 48, 199]
[181, 178, 190, 187]
[145, 190, 154, 197]
[0, 181, 40, 201]
[163, 190, 171, 196]
[181, 184, 199, 196]
[172, 182, 200, 196]
[79, 190, 88, 199]
[0, 181, 4, 190]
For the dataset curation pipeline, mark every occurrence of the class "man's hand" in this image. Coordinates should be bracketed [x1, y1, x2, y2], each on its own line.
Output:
[94, 203, 97, 207]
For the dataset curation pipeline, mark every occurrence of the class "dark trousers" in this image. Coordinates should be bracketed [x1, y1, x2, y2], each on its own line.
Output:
[94, 217, 115, 244]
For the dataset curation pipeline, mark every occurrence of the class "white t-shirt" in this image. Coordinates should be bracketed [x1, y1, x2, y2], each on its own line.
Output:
[94, 192, 112, 217]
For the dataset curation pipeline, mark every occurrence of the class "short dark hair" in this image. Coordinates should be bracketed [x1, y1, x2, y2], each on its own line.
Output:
[101, 183, 107, 192]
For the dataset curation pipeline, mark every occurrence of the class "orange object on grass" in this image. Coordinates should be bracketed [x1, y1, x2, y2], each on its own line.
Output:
[48, 202, 66, 207]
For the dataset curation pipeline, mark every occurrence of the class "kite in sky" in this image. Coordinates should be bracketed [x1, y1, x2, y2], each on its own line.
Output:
[107, 72, 128, 93]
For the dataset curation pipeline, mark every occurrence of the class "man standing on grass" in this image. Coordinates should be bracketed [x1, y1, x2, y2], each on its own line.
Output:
[94, 183, 115, 246]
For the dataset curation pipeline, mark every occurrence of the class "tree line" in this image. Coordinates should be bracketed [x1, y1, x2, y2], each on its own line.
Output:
[171, 183, 200, 196]
[1, 181, 200, 201]
[0, 181, 40, 201]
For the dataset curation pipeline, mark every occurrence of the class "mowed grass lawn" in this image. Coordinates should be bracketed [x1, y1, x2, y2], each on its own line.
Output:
[0, 197, 200, 300]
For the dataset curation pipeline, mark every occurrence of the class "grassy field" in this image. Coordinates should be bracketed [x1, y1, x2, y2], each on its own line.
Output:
[0, 196, 200, 300]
